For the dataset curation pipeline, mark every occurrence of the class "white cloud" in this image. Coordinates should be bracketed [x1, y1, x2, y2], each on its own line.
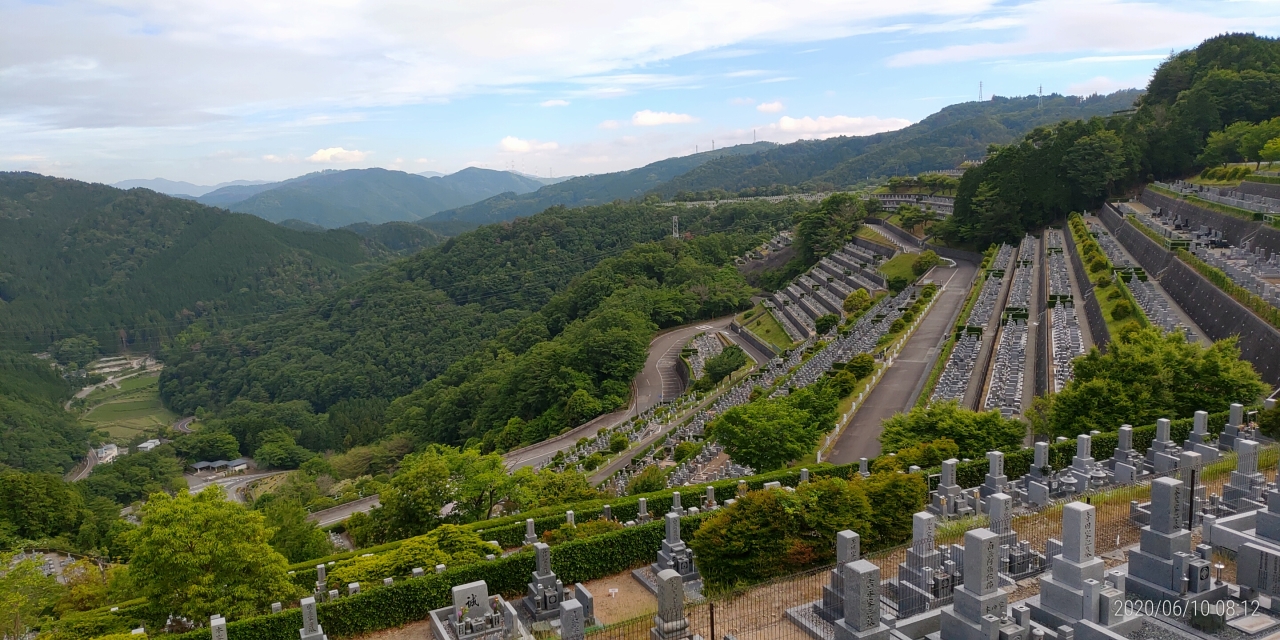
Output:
[757, 101, 785, 113]
[598, 120, 621, 129]
[888, 0, 1243, 67]
[500, 136, 559, 152]
[1067, 76, 1145, 96]
[769, 114, 912, 140]
[540, 99, 570, 107]
[632, 110, 698, 126]
[306, 147, 369, 163]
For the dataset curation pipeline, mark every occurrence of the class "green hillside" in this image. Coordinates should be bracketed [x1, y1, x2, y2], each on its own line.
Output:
[0, 352, 87, 473]
[210, 167, 547, 228]
[655, 91, 1142, 197]
[430, 142, 778, 224]
[159, 198, 802, 416]
[0, 173, 382, 353]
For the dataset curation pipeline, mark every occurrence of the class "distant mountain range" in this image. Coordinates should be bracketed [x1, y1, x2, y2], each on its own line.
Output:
[111, 177, 271, 198]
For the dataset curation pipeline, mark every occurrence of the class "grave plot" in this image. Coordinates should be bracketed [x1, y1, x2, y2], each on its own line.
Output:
[928, 244, 1014, 405]
[765, 242, 889, 341]
[982, 238, 1034, 416]
[685, 332, 724, 381]
[1044, 229, 1084, 391]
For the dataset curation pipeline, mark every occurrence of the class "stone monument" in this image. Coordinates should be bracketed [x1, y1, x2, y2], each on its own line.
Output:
[299, 597, 327, 640]
[650, 569, 700, 640]
[833, 560, 889, 640]
[523, 543, 568, 622]
[895, 512, 952, 618]
[559, 599, 585, 640]
[939, 529, 1029, 640]
[652, 513, 698, 582]
[1119, 477, 1226, 604]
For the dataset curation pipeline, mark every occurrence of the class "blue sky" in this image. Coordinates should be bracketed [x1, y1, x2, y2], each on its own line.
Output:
[2, 0, 1278, 185]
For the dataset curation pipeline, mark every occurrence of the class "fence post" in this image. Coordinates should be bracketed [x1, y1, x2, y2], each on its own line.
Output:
[710, 601, 716, 640]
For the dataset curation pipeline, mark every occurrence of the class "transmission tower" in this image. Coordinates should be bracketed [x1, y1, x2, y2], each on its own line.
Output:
[979, 81, 983, 101]
[672, 216, 679, 239]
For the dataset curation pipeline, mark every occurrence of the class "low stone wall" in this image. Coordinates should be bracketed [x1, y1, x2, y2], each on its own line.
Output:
[877, 220, 925, 248]
[852, 236, 896, 258]
[923, 243, 983, 265]
[1098, 204, 1173, 274]
[1140, 188, 1280, 258]
[1063, 218, 1110, 349]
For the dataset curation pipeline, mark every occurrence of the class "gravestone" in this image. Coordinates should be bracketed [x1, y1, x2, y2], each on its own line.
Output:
[299, 597, 327, 640]
[603, 505, 612, 522]
[980, 451, 1008, 499]
[800, 468, 810, 483]
[1068, 434, 1097, 487]
[559, 598, 585, 640]
[384, 578, 394, 587]
[1147, 419, 1181, 474]
[834, 561, 888, 640]
[436, 564, 447, 574]
[566, 511, 575, 527]
[1121, 477, 1222, 603]
[650, 569, 694, 640]
[1255, 489, 1280, 543]
[271, 603, 282, 614]
[1031, 502, 1108, 629]
[895, 512, 946, 618]
[638, 498, 652, 524]
[930, 459, 969, 518]
[737, 480, 748, 498]
[327, 590, 338, 602]
[859, 458, 870, 478]
[573, 583, 595, 626]
[1223, 439, 1266, 512]
[211, 617, 227, 640]
[670, 492, 684, 516]
[1184, 410, 1219, 461]
[1221, 403, 1248, 451]
[348, 583, 360, 595]
[704, 487, 716, 509]
[940, 528, 1027, 640]
[524, 519, 538, 546]
[412, 568, 425, 578]
[524, 542, 567, 621]
[818, 530, 862, 621]
[652, 513, 698, 582]
[315, 564, 327, 593]
[451, 581, 500, 639]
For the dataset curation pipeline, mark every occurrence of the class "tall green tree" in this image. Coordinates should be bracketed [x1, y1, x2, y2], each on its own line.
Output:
[0, 553, 63, 640]
[262, 500, 334, 563]
[879, 401, 1025, 459]
[124, 490, 300, 622]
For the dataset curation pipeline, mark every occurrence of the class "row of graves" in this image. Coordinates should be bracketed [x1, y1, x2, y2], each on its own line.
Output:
[1130, 202, 1280, 311]
[774, 405, 1280, 640]
[930, 244, 1016, 405]
[1044, 228, 1085, 392]
[1088, 220, 1199, 342]
[768, 241, 890, 342]
[685, 332, 726, 381]
[983, 236, 1036, 416]
[1156, 180, 1280, 216]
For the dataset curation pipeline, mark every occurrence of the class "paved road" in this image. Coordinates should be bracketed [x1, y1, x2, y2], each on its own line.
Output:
[173, 416, 195, 433]
[503, 315, 770, 470]
[827, 259, 979, 464]
[187, 470, 287, 503]
[307, 495, 381, 527]
[65, 448, 98, 482]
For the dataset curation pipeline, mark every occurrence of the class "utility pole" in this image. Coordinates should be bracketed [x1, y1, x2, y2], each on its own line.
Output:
[712, 140, 715, 151]
[672, 216, 679, 239]
[979, 81, 983, 102]
[753, 129, 756, 143]
[1038, 84, 1043, 109]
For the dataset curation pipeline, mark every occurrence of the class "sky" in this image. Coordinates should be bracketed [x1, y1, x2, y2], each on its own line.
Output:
[2, 0, 1279, 186]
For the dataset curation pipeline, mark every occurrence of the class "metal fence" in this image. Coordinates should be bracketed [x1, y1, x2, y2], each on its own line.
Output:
[575, 444, 1280, 640]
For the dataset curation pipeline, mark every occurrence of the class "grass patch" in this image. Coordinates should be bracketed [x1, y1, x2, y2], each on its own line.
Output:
[854, 225, 895, 249]
[876, 253, 917, 283]
[81, 375, 177, 442]
[739, 303, 797, 352]
[1068, 215, 1148, 338]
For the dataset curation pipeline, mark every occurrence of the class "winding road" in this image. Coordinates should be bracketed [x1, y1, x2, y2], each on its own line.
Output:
[503, 314, 772, 470]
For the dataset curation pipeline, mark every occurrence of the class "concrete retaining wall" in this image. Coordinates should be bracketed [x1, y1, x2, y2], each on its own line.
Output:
[878, 221, 926, 248]
[924, 243, 983, 265]
[729, 321, 781, 357]
[1239, 179, 1280, 200]
[1063, 219, 1110, 350]
[852, 236, 897, 258]
[1140, 188, 1280, 258]
[1099, 206, 1280, 384]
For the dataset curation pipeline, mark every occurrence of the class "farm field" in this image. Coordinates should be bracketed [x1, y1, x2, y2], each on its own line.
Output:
[80, 373, 177, 442]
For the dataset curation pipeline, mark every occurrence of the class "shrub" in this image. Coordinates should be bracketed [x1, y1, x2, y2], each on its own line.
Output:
[814, 314, 839, 335]
[608, 434, 629, 454]
[626, 465, 668, 495]
[912, 251, 941, 277]
[843, 289, 871, 315]
[1107, 289, 1123, 300]
[1111, 300, 1132, 320]
[844, 353, 875, 380]
[673, 441, 701, 463]
[880, 401, 1025, 459]
[1088, 256, 1108, 273]
[889, 318, 906, 333]
[1095, 274, 1112, 288]
[540, 519, 624, 545]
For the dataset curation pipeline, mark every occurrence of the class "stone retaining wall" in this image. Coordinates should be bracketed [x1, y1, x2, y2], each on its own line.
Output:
[1140, 188, 1280, 258]
[1239, 179, 1280, 200]
[1063, 218, 1110, 350]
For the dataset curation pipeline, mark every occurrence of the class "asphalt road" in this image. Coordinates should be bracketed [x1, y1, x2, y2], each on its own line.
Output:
[308, 495, 382, 527]
[826, 259, 978, 464]
[187, 470, 287, 503]
[65, 448, 98, 482]
[503, 314, 771, 470]
[173, 416, 195, 433]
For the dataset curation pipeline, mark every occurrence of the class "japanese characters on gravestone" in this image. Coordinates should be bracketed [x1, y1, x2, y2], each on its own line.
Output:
[704, 486, 716, 509]
[940, 528, 1027, 640]
[819, 530, 861, 621]
[524, 542, 566, 621]
[980, 451, 1007, 499]
[650, 569, 692, 640]
[834, 560, 887, 640]
[895, 512, 943, 618]
[211, 616, 227, 640]
[452, 580, 497, 638]
[638, 498, 652, 524]
[299, 597, 327, 640]
[670, 492, 684, 516]
[1121, 477, 1219, 602]
[1185, 410, 1219, 461]
[559, 598, 585, 640]
[1031, 502, 1109, 629]
[315, 564, 327, 593]
[653, 513, 698, 581]
[271, 603, 282, 614]
[930, 459, 968, 518]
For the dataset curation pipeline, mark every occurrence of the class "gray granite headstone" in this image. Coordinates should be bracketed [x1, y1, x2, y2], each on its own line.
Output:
[315, 564, 326, 584]
[1150, 477, 1183, 535]
[452, 580, 492, 620]
[665, 512, 681, 544]
[1033, 443, 1048, 470]
[211, 617, 227, 640]
[941, 459, 958, 486]
[988, 493, 1012, 534]
[574, 583, 595, 624]
[327, 590, 338, 602]
[1193, 411, 1208, 435]
[566, 510, 574, 527]
[347, 583, 359, 595]
[383, 578, 393, 586]
[671, 492, 682, 514]
[524, 518, 537, 545]
[535, 542, 552, 574]
[842, 560, 881, 632]
[651, 569, 689, 640]
[801, 468, 810, 483]
[1230, 403, 1244, 427]
[913, 512, 936, 548]
[559, 598, 585, 640]
[837, 530, 861, 563]
[1117, 426, 1132, 452]
[1061, 502, 1094, 563]
[1156, 418, 1171, 443]
[638, 498, 649, 517]
[271, 603, 282, 614]
[435, 564, 446, 574]
[412, 567, 424, 578]
[704, 486, 715, 508]
[964, 528, 1000, 596]
[300, 596, 323, 640]
[1238, 439, 1260, 474]
[603, 505, 612, 521]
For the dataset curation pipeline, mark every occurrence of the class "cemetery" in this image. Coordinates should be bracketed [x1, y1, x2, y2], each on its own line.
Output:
[766, 240, 891, 342]
[982, 236, 1037, 416]
[1044, 228, 1086, 392]
[930, 244, 1015, 406]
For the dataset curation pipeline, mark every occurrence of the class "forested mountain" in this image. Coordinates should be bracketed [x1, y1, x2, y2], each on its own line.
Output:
[200, 167, 547, 228]
[340, 221, 449, 253]
[430, 142, 777, 224]
[0, 173, 383, 353]
[941, 33, 1280, 246]
[112, 178, 270, 198]
[159, 198, 802, 421]
[654, 91, 1142, 197]
[0, 352, 87, 473]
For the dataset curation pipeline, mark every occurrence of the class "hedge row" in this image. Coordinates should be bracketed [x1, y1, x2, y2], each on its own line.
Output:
[164, 515, 708, 640]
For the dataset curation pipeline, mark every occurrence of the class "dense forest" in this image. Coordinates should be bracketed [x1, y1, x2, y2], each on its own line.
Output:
[0, 173, 389, 354]
[0, 352, 88, 473]
[940, 33, 1280, 246]
[159, 199, 803, 423]
[652, 91, 1141, 197]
